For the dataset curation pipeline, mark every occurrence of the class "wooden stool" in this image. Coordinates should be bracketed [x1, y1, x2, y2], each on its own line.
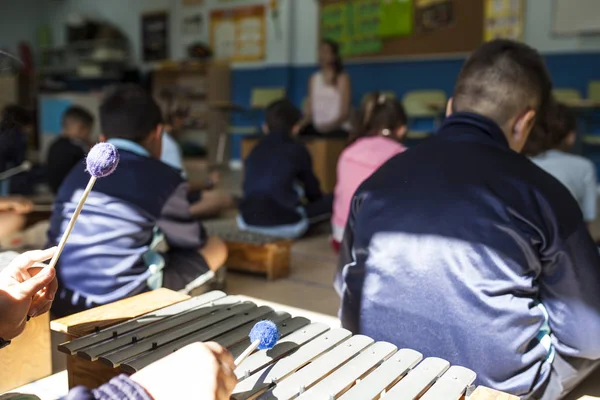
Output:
[51, 288, 189, 390]
[205, 220, 293, 280]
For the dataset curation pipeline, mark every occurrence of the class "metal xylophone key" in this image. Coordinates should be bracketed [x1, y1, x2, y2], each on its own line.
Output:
[99, 302, 263, 368]
[121, 311, 309, 374]
[77, 295, 245, 361]
[58, 292, 486, 400]
[58, 290, 227, 355]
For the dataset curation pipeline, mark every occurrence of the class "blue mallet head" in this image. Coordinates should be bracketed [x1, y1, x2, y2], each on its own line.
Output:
[249, 320, 280, 350]
[86, 143, 119, 178]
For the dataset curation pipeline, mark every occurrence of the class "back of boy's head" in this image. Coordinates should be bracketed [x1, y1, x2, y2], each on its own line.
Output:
[62, 106, 94, 129]
[265, 99, 302, 134]
[522, 101, 577, 157]
[100, 84, 163, 142]
[453, 39, 552, 127]
[1, 104, 32, 132]
[352, 92, 407, 141]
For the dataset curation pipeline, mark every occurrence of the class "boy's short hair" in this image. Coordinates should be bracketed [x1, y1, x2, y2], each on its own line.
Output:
[453, 39, 552, 126]
[62, 106, 94, 128]
[100, 84, 163, 142]
[522, 101, 577, 157]
[265, 99, 302, 134]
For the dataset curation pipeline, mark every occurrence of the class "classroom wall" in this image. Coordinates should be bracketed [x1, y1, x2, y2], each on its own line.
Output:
[42, 0, 177, 65]
[1, 0, 600, 161]
[0, 0, 47, 58]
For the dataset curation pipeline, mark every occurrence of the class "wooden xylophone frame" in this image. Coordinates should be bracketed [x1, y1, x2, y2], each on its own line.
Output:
[52, 289, 518, 400]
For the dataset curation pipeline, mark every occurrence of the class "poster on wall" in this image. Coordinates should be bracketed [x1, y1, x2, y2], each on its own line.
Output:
[484, 0, 525, 41]
[210, 5, 266, 62]
[379, 0, 413, 38]
[415, 0, 454, 33]
[142, 11, 169, 62]
[183, 13, 204, 35]
[321, 0, 383, 57]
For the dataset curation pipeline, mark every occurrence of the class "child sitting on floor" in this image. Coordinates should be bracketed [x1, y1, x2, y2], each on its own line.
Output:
[46, 106, 94, 193]
[47, 85, 227, 317]
[331, 93, 407, 252]
[238, 99, 332, 239]
[523, 101, 597, 228]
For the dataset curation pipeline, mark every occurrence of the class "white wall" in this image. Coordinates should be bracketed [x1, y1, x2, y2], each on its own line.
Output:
[524, 0, 600, 53]
[0, 0, 47, 58]
[290, 0, 318, 66]
[2, 0, 600, 69]
[44, 0, 177, 65]
[172, 0, 294, 67]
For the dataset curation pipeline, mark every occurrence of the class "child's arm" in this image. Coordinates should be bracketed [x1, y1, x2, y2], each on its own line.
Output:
[297, 146, 323, 202]
[157, 182, 207, 250]
[540, 222, 600, 360]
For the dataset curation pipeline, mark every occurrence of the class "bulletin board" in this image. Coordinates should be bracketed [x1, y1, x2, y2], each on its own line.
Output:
[484, 0, 525, 41]
[319, 0, 484, 59]
[210, 5, 266, 62]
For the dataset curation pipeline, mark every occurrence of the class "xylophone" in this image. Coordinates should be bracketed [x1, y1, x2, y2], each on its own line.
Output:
[56, 290, 517, 400]
[204, 219, 293, 280]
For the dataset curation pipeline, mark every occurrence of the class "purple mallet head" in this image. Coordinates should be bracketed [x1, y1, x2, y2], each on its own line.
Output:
[249, 320, 280, 350]
[86, 143, 119, 178]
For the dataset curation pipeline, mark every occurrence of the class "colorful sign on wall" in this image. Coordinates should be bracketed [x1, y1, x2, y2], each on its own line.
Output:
[210, 5, 266, 62]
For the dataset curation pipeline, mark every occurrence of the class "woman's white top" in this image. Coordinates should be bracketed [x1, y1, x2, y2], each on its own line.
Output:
[310, 71, 350, 129]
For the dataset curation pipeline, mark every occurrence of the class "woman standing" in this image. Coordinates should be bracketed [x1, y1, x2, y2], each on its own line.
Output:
[301, 40, 352, 136]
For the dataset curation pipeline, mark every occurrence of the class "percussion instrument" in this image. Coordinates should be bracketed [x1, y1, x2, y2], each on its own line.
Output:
[55, 289, 517, 400]
[204, 219, 293, 280]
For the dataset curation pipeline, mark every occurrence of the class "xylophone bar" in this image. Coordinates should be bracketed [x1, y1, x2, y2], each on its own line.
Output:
[232, 328, 352, 399]
[99, 302, 260, 368]
[121, 311, 307, 373]
[420, 366, 477, 400]
[58, 290, 226, 355]
[78, 295, 243, 361]
[337, 348, 423, 399]
[58, 291, 519, 400]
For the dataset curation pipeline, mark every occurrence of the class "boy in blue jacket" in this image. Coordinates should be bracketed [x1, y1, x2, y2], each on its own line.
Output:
[336, 39, 600, 399]
[48, 85, 227, 317]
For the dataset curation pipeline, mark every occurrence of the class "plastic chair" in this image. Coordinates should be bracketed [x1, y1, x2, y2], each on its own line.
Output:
[402, 90, 447, 139]
[553, 88, 582, 103]
[588, 81, 600, 101]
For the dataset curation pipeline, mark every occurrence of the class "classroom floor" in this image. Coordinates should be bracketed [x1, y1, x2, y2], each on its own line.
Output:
[8, 162, 600, 399]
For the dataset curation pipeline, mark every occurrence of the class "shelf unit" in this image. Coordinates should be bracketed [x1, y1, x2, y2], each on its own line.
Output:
[151, 62, 231, 164]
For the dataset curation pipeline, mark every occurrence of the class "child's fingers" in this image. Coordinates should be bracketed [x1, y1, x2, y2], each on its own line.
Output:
[15, 267, 56, 300]
[12, 248, 57, 272]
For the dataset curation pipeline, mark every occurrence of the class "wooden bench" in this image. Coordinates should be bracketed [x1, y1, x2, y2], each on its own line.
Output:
[205, 219, 293, 280]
